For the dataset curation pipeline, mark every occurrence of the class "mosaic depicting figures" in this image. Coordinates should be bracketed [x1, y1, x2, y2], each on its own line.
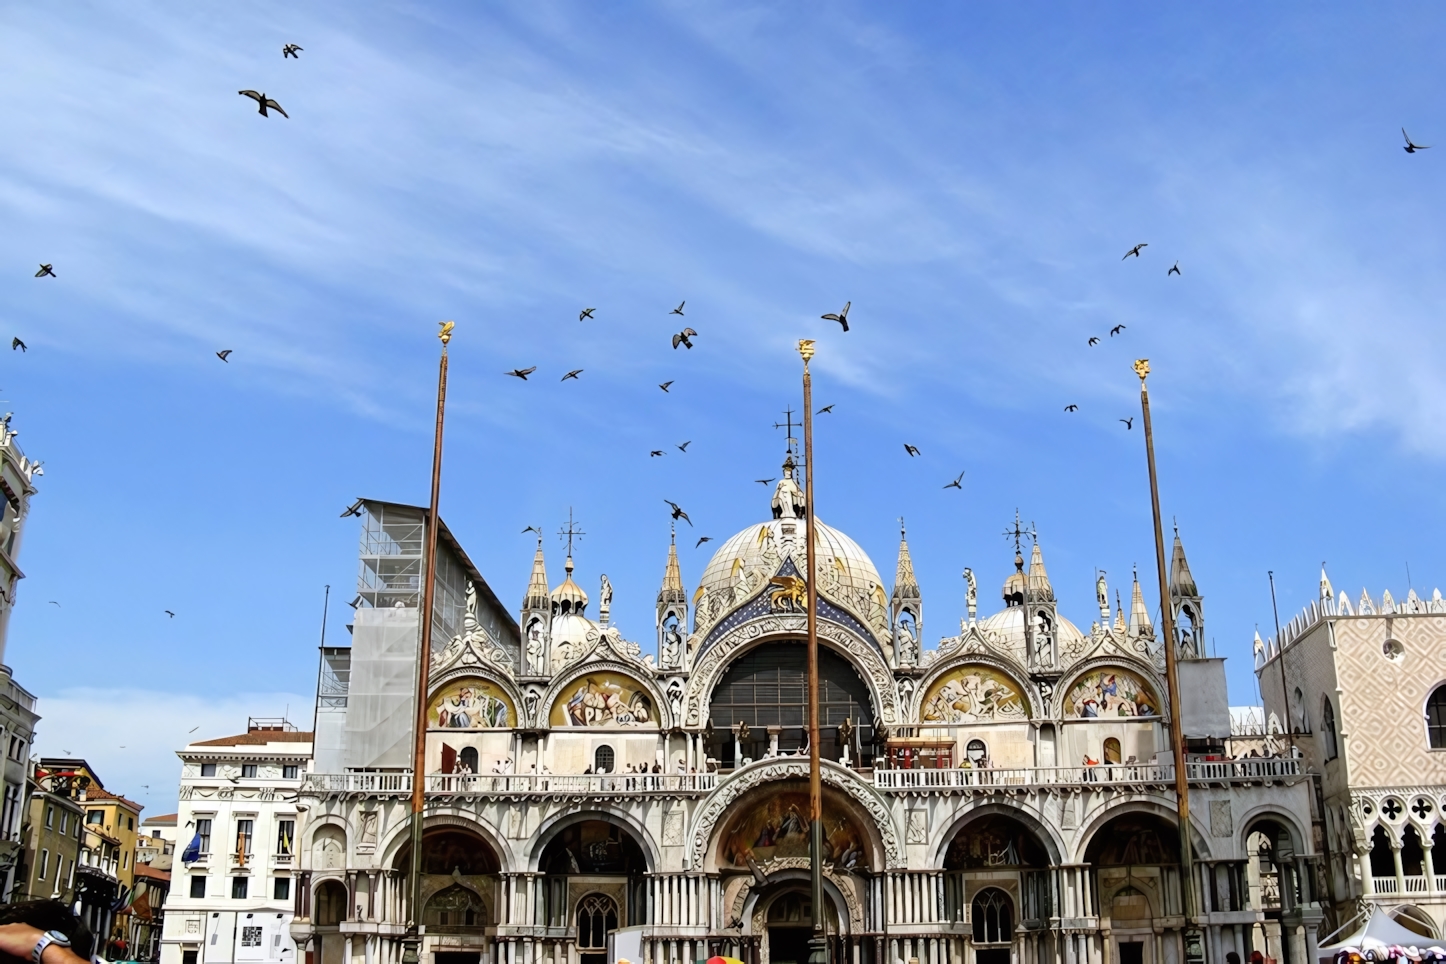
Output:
[1064, 668, 1158, 718]
[549, 672, 656, 727]
[919, 665, 1027, 723]
[718, 790, 866, 871]
[429, 678, 514, 729]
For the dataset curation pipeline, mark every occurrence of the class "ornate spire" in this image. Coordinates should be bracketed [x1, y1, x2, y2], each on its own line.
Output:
[1320, 563, 1334, 602]
[1168, 531, 1197, 599]
[1113, 589, 1126, 633]
[659, 525, 685, 603]
[1027, 542, 1054, 601]
[892, 519, 920, 606]
[1129, 568, 1152, 637]
[523, 536, 549, 612]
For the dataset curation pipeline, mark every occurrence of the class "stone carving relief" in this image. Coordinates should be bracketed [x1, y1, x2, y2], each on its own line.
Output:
[357, 811, 379, 853]
[1209, 800, 1233, 838]
[662, 809, 684, 847]
[905, 810, 928, 845]
[433, 580, 515, 676]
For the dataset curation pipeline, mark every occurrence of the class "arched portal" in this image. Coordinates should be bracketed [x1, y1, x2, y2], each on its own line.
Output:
[1086, 812, 1181, 964]
[393, 826, 501, 941]
[940, 812, 1051, 931]
[759, 886, 841, 964]
[705, 642, 875, 767]
[537, 819, 649, 931]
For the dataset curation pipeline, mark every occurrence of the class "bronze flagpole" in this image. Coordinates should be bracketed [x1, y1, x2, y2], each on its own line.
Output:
[799, 339, 826, 964]
[402, 321, 454, 964]
[1135, 360, 1202, 962]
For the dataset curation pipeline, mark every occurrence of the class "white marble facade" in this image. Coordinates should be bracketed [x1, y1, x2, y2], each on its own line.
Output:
[289, 484, 1318, 964]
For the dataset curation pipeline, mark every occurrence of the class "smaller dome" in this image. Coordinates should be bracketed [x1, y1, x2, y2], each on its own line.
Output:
[550, 557, 589, 615]
[1002, 550, 1026, 603]
[550, 611, 597, 651]
[978, 605, 1087, 652]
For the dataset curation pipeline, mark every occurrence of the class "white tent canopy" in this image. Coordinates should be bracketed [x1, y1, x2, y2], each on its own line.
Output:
[1319, 908, 1443, 958]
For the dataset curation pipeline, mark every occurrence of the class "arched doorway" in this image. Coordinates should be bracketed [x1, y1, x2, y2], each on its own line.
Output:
[706, 642, 875, 767]
[971, 887, 1014, 964]
[941, 811, 1050, 934]
[575, 893, 619, 964]
[314, 880, 346, 926]
[761, 887, 841, 964]
[1085, 812, 1182, 964]
[392, 826, 502, 956]
[537, 819, 649, 932]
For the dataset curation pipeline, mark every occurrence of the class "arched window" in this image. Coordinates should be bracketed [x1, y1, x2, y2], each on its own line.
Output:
[966, 740, 987, 764]
[1292, 687, 1309, 733]
[1321, 698, 1338, 760]
[971, 888, 1013, 944]
[594, 746, 614, 774]
[1103, 738, 1122, 765]
[425, 884, 482, 928]
[459, 747, 479, 773]
[1427, 685, 1446, 749]
[576, 894, 618, 950]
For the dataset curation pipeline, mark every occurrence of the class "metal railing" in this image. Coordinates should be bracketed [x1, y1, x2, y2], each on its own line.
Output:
[874, 758, 1300, 790]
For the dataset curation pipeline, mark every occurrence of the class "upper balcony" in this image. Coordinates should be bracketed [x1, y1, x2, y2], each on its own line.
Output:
[873, 757, 1301, 791]
[301, 771, 717, 797]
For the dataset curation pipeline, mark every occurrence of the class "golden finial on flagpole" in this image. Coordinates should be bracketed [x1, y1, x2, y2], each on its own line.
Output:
[797, 338, 816, 363]
[1133, 358, 1150, 383]
[439, 320, 455, 346]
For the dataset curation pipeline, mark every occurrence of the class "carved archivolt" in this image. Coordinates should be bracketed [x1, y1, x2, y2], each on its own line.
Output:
[536, 659, 674, 730]
[684, 617, 897, 727]
[687, 760, 902, 870]
[733, 858, 864, 933]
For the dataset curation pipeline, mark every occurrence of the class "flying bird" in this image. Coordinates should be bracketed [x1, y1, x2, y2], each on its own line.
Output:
[944, 471, 965, 490]
[664, 500, 693, 526]
[755, 478, 775, 485]
[282, 44, 303, 58]
[561, 369, 583, 381]
[1404, 128, 1431, 153]
[1110, 325, 1126, 337]
[579, 308, 595, 321]
[505, 367, 537, 380]
[695, 536, 712, 548]
[672, 328, 697, 349]
[164, 611, 175, 618]
[1167, 261, 1181, 276]
[34, 264, 54, 278]
[238, 90, 288, 118]
[903, 444, 920, 457]
[216, 350, 232, 362]
[659, 381, 674, 392]
[671, 302, 685, 316]
[821, 301, 851, 332]
[47, 601, 59, 607]
[677, 441, 691, 452]
[817, 404, 834, 414]
[340, 499, 364, 518]
[1122, 243, 1147, 259]
[1120, 418, 1134, 430]
[188, 726, 199, 733]
[1064, 404, 1078, 412]
[650, 450, 665, 457]
[11, 339, 25, 353]
[1088, 337, 1100, 346]
[521, 525, 542, 536]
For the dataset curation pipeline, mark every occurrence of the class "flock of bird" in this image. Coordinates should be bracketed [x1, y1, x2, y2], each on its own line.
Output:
[18, 46, 1437, 568]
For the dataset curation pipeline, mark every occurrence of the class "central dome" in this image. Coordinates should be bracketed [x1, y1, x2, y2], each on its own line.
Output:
[695, 515, 885, 605]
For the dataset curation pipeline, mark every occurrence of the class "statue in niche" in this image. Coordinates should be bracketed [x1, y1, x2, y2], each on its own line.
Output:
[897, 676, 915, 712]
[897, 615, 917, 665]
[661, 614, 682, 667]
[668, 681, 684, 725]
[463, 580, 480, 636]
[523, 688, 539, 722]
[526, 618, 546, 675]
[1037, 680, 1054, 715]
[963, 568, 978, 621]
[1096, 572, 1108, 616]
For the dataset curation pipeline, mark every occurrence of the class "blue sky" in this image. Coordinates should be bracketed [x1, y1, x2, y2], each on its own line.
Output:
[4, 2, 1446, 811]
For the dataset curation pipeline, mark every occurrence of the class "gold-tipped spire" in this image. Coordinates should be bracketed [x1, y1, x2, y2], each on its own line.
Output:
[1114, 589, 1126, 633]
[661, 526, 684, 596]
[1027, 542, 1054, 601]
[1168, 532, 1197, 599]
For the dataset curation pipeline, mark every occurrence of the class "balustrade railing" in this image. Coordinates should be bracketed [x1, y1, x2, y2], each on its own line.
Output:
[874, 758, 1299, 790]
[426, 773, 716, 793]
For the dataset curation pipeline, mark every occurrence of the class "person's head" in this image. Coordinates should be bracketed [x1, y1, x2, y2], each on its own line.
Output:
[0, 900, 95, 962]
[1250, 952, 1265, 964]
[1227, 953, 1241, 964]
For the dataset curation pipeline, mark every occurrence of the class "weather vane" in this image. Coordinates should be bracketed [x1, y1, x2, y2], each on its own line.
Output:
[558, 507, 585, 557]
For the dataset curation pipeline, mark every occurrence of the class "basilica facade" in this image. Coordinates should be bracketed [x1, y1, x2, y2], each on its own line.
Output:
[291, 466, 1318, 964]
